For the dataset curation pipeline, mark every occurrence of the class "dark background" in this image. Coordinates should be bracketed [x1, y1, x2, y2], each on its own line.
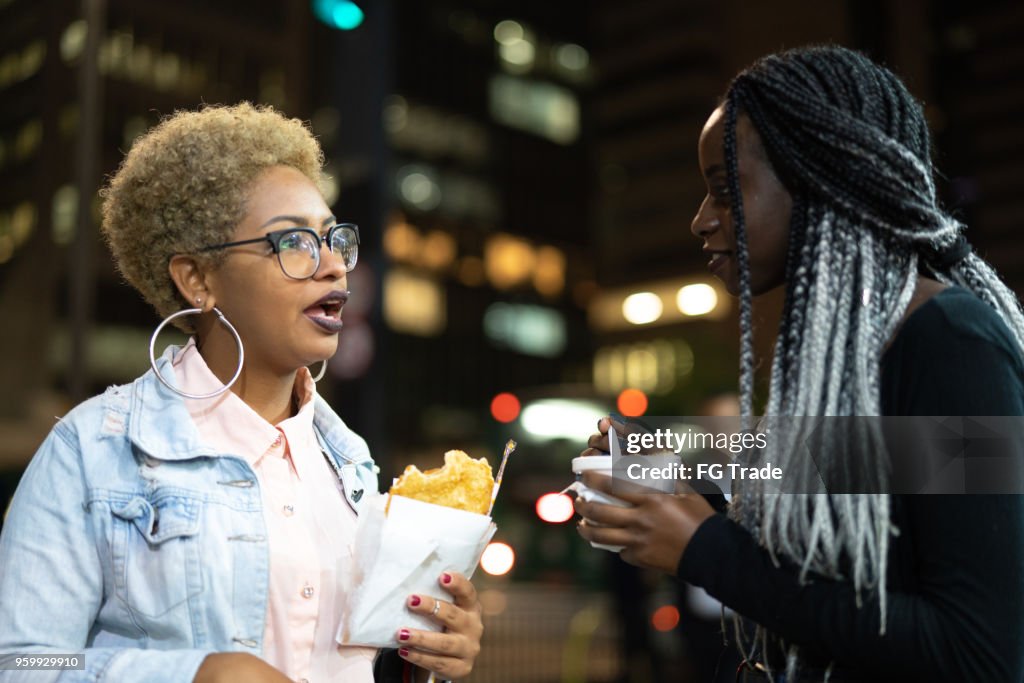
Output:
[1, 1, 1021, 680]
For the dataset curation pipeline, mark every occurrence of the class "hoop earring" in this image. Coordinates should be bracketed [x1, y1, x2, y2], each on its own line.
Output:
[311, 359, 329, 383]
[149, 307, 245, 399]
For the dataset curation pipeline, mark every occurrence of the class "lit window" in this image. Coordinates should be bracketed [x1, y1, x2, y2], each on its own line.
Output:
[383, 217, 422, 263]
[484, 233, 534, 289]
[493, 20, 524, 45]
[60, 20, 88, 63]
[677, 283, 718, 316]
[489, 74, 579, 145]
[622, 292, 662, 325]
[383, 269, 446, 336]
[19, 41, 46, 81]
[13, 119, 42, 161]
[52, 186, 78, 246]
[396, 164, 442, 211]
[483, 302, 567, 357]
[520, 399, 606, 441]
[533, 246, 565, 297]
[421, 230, 457, 271]
[11, 202, 37, 247]
[154, 52, 182, 92]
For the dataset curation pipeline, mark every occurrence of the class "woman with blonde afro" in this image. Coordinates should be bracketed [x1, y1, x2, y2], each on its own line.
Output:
[0, 103, 482, 683]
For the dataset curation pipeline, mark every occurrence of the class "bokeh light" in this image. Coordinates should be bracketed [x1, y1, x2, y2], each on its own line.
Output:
[535, 492, 574, 523]
[312, 0, 364, 31]
[490, 392, 521, 423]
[480, 542, 515, 576]
[651, 605, 680, 632]
[617, 388, 648, 417]
[676, 283, 718, 316]
[622, 292, 662, 325]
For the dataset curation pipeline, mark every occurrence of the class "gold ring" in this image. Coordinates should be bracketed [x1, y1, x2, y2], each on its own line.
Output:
[431, 600, 441, 617]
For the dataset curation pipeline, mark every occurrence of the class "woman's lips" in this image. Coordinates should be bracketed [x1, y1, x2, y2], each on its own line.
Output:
[307, 315, 343, 333]
[707, 252, 731, 276]
[304, 305, 344, 333]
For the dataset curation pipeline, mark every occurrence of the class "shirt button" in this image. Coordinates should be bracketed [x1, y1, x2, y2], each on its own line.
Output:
[302, 583, 314, 599]
[283, 504, 295, 517]
[299, 679, 310, 683]
[273, 435, 282, 447]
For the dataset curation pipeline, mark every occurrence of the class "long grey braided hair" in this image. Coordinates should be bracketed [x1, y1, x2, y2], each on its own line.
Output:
[719, 45, 1024, 679]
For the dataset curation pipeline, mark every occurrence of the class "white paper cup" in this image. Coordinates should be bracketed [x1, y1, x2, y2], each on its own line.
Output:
[570, 456, 631, 552]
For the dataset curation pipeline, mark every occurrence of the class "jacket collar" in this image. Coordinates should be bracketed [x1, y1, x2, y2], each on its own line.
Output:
[126, 345, 369, 464]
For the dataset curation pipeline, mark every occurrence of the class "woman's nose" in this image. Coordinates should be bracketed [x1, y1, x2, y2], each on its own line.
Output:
[315, 242, 348, 280]
[691, 200, 721, 239]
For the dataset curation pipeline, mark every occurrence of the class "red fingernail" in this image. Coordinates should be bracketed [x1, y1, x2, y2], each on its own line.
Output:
[410, 595, 421, 607]
[442, 572, 452, 584]
[399, 629, 410, 641]
[399, 647, 410, 657]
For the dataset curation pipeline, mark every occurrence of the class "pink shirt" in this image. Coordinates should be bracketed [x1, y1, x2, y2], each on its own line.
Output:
[173, 339, 376, 683]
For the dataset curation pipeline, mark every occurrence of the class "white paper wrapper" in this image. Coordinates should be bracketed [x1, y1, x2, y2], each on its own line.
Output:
[337, 493, 497, 648]
[562, 481, 632, 552]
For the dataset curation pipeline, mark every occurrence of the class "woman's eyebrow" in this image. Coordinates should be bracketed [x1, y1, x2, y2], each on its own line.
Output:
[258, 214, 337, 229]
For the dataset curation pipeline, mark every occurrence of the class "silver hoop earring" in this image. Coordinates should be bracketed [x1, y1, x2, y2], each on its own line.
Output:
[311, 359, 329, 383]
[149, 307, 245, 399]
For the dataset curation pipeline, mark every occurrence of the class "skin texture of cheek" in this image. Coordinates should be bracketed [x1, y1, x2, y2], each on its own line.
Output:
[741, 179, 792, 296]
[212, 269, 291, 365]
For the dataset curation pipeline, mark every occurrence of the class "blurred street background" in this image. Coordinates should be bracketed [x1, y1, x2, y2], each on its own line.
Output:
[1, 0, 1022, 680]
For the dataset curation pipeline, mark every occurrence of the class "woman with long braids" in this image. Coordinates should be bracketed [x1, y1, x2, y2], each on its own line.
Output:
[0, 103, 482, 682]
[576, 46, 1024, 681]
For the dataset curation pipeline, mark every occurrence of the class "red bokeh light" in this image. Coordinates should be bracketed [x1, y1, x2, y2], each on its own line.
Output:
[651, 605, 680, 632]
[617, 388, 648, 417]
[490, 392, 521, 423]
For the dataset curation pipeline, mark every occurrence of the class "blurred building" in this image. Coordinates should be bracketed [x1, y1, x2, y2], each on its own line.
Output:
[930, 0, 1024, 284]
[320, 1, 597, 472]
[0, 0, 316, 468]
[2, 1, 1023, 681]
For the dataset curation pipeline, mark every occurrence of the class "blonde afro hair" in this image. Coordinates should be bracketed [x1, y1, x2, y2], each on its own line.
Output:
[100, 102, 325, 327]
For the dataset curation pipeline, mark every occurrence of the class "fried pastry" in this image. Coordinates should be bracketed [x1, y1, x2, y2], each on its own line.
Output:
[389, 450, 494, 515]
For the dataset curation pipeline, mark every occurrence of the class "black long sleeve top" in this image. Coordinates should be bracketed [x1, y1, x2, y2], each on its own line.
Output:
[677, 287, 1024, 682]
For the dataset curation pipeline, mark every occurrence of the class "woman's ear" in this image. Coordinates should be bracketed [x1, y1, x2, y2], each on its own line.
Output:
[168, 255, 215, 312]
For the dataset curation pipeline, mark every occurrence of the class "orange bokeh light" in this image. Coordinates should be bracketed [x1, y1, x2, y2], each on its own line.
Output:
[480, 542, 515, 576]
[651, 605, 680, 632]
[617, 388, 648, 417]
[490, 392, 521, 423]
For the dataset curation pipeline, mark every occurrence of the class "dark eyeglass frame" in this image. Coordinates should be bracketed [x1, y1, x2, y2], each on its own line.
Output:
[199, 223, 360, 278]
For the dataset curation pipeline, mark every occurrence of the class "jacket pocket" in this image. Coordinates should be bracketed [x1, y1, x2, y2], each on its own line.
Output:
[111, 493, 204, 619]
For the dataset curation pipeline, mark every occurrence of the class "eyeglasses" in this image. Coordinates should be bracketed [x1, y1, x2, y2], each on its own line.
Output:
[199, 223, 359, 279]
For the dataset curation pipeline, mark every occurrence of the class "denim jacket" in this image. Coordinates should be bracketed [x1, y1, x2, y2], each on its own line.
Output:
[0, 346, 380, 682]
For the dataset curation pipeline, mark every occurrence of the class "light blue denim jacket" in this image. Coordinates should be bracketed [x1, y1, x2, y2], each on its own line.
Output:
[0, 346, 379, 682]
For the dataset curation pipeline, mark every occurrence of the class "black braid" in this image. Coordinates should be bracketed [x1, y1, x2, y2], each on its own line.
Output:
[729, 49, 944, 237]
[723, 91, 755, 420]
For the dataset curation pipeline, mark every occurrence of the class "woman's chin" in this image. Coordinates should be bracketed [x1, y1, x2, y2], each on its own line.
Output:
[308, 340, 340, 365]
[718, 273, 783, 298]
[719, 275, 740, 297]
